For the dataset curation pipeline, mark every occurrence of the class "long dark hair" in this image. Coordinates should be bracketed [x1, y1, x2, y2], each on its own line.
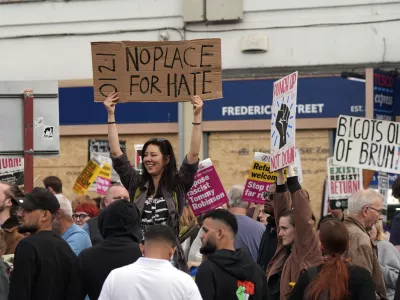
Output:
[140, 138, 180, 198]
[307, 219, 349, 300]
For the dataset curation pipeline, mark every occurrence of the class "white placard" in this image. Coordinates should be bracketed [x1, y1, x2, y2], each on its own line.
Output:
[378, 172, 389, 224]
[333, 115, 400, 174]
[293, 148, 303, 183]
[270, 71, 298, 171]
[327, 157, 363, 199]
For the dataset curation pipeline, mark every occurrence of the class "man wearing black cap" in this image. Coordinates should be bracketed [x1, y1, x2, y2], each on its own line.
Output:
[8, 187, 78, 300]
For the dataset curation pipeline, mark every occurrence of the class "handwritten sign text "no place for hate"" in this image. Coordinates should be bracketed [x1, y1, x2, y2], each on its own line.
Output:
[91, 39, 222, 102]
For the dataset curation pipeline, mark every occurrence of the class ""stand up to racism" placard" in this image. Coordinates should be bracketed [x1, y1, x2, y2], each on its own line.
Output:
[91, 39, 222, 102]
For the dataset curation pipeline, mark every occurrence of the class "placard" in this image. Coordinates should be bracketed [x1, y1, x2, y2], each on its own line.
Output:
[293, 149, 303, 184]
[270, 71, 298, 171]
[88, 139, 126, 191]
[327, 157, 363, 200]
[73, 158, 102, 195]
[91, 39, 222, 102]
[333, 115, 400, 174]
[243, 153, 287, 204]
[0, 157, 24, 185]
[378, 172, 389, 225]
[134, 144, 144, 175]
[186, 158, 228, 216]
[96, 162, 112, 195]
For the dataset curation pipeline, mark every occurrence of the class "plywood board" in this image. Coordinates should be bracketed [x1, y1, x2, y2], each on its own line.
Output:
[208, 130, 330, 221]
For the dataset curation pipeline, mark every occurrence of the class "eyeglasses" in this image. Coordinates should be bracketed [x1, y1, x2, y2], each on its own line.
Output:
[367, 206, 383, 214]
[72, 213, 90, 221]
[263, 192, 274, 200]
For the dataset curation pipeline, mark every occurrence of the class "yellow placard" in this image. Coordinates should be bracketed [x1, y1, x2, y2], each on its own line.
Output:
[98, 163, 112, 179]
[247, 160, 288, 183]
[73, 159, 102, 195]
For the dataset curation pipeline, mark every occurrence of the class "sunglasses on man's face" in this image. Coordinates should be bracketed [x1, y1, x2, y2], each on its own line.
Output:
[72, 213, 89, 221]
[263, 192, 274, 200]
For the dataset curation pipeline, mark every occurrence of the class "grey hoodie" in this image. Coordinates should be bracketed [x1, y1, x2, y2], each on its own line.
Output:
[376, 240, 400, 300]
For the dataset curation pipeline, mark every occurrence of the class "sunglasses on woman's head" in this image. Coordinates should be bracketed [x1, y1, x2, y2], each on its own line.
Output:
[148, 138, 167, 142]
[72, 213, 89, 221]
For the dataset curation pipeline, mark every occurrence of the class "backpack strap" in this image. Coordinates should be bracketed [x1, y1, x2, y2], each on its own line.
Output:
[307, 267, 320, 283]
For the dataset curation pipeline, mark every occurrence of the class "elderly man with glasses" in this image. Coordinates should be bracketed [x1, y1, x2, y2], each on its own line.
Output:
[344, 189, 388, 300]
[53, 195, 92, 256]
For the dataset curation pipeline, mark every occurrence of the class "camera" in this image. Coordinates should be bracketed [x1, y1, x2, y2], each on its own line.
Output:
[329, 199, 348, 210]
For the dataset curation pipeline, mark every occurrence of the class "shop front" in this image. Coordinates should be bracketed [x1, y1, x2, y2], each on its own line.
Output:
[202, 76, 366, 217]
[40, 74, 397, 219]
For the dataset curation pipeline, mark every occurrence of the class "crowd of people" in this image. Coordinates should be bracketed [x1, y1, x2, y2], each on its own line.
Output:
[0, 94, 399, 300]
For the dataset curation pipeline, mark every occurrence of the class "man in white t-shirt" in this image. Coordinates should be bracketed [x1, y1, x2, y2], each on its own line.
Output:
[98, 225, 202, 300]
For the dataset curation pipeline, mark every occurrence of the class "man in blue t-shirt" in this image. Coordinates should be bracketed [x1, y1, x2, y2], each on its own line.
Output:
[227, 185, 265, 261]
[53, 194, 92, 255]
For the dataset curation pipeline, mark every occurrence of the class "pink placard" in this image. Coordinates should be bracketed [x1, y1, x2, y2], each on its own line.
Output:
[243, 179, 274, 204]
[96, 176, 111, 195]
[186, 159, 228, 216]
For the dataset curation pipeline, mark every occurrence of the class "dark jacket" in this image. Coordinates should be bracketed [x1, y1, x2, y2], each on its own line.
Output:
[395, 275, 400, 300]
[257, 216, 278, 272]
[86, 216, 103, 246]
[390, 213, 400, 245]
[1, 216, 24, 255]
[289, 264, 376, 300]
[195, 249, 268, 300]
[75, 200, 142, 300]
[8, 231, 77, 300]
[266, 177, 323, 300]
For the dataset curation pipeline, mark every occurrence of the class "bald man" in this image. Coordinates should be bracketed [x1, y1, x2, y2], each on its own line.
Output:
[83, 184, 130, 246]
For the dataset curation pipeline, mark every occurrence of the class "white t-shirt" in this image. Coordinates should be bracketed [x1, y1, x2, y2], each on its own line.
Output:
[98, 257, 203, 300]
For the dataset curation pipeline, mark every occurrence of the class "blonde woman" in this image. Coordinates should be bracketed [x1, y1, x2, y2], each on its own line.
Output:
[370, 221, 400, 300]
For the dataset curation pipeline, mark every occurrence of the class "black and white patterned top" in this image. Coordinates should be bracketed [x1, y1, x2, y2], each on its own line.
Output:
[141, 196, 169, 234]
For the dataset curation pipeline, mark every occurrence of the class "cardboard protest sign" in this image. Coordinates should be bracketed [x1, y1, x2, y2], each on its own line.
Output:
[333, 115, 400, 174]
[91, 39, 222, 102]
[0, 157, 24, 185]
[243, 153, 287, 204]
[270, 72, 298, 171]
[73, 158, 102, 195]
[327, 157, 363, 200]
[186, 158, 228, 216]
[88, 139, 126, 191]
[378, 172, 389, 225]
[293, 149, 303, 184]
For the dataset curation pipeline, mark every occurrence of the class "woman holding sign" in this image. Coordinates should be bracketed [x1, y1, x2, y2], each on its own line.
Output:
[104, 92, 202, 271]
[266, 166, 323, 300]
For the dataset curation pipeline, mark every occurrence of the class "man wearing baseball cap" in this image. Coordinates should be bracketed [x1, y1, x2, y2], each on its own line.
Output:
[8, 187, 78, 300]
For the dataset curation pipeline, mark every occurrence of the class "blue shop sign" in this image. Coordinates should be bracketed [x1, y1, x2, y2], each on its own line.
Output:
[203, 77, 366, 121]
[373, 69, 396, 121]
[59, 86, 178, 125]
